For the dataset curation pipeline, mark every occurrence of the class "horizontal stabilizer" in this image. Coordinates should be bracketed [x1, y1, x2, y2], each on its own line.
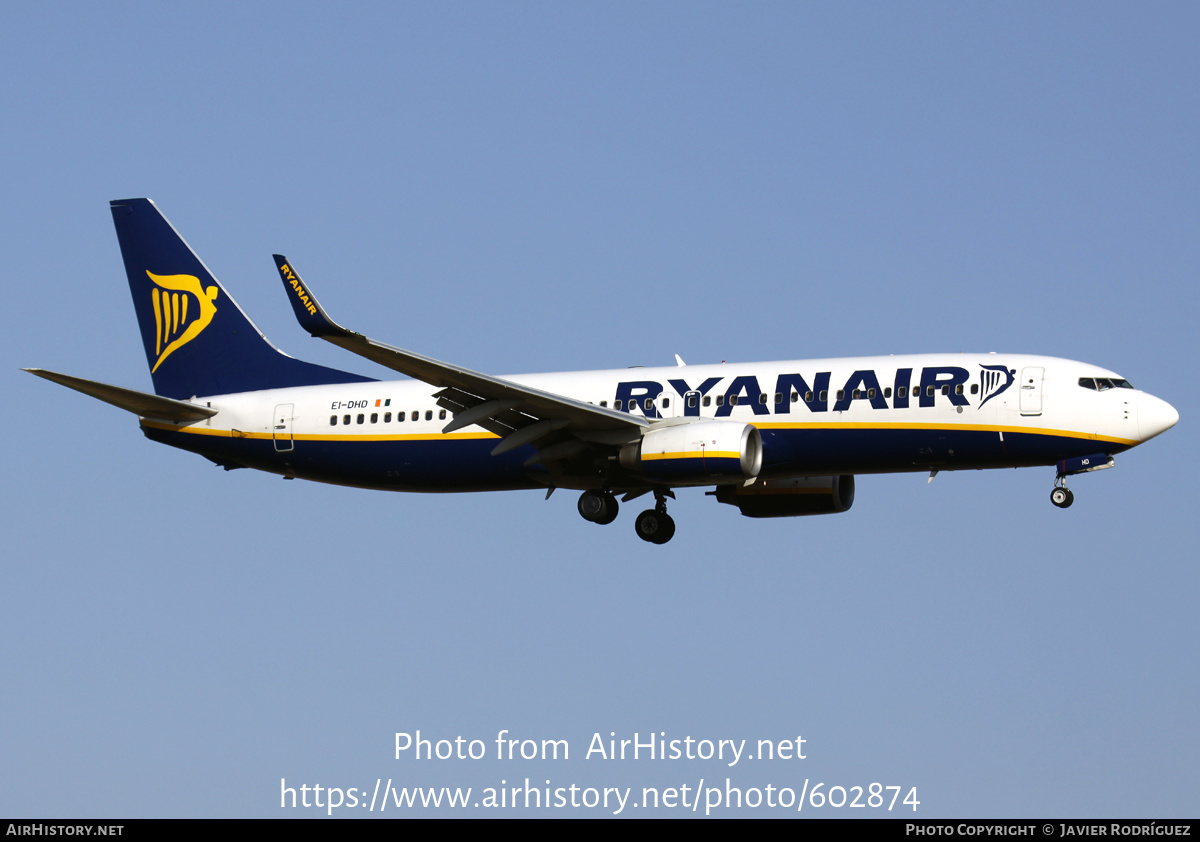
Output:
[24, 369, 218, 423]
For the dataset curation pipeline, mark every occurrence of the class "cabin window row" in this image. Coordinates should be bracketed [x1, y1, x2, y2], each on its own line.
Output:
[329, 380, 992, 427]
[329, 409, 448, 426]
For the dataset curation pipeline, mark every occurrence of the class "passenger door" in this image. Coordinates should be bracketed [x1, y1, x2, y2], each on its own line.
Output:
[272, 403, 294, 452]
[1019, 368, 1044, 416]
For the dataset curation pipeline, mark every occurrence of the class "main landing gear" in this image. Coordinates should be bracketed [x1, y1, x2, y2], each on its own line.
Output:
[1050, 478, 1074, 509]
[577, 489, 619, 525]
[634, 493, 676, 545]
[577, 488, 677, 544]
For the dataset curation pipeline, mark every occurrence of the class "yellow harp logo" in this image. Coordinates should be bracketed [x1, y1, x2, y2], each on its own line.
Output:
[147, 271, 219, 372]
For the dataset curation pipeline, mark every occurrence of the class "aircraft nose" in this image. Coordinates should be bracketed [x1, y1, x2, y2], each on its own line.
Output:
[1138, 393, 1179, 442]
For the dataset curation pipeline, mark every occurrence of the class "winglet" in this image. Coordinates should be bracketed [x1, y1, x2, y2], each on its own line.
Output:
[272, 255, 352, 338]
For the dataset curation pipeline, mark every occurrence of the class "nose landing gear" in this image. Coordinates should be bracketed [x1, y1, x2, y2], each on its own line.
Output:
[1049, 453, 1116, 509]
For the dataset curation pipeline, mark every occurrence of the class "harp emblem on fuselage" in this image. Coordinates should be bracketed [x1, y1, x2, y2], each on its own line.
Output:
[147, 271, 219, 372]
[977, 363, 1016, 409]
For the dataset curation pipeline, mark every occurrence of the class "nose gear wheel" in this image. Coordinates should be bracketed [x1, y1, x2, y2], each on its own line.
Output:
[1050, 486, 1074, 508]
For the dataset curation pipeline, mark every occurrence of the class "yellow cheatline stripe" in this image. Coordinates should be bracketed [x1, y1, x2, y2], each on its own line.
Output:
[752, 420, 1139, 447]
[291, 431, 497, 442]
[642, 450, 742, 461]
[141, 419, 1139, 448]
[140, 420, 497, 442]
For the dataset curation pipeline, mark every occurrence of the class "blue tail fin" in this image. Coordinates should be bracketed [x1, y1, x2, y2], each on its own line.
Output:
[110, 199, 374, 399]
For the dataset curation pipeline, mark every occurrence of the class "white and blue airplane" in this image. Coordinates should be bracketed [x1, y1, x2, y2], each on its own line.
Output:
[27, 199, 1179, 544]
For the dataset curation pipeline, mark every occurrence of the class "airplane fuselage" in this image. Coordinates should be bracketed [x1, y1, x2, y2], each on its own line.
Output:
[141, 353, 1170, 493]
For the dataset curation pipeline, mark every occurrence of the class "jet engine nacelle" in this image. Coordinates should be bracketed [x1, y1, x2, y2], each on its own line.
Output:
[620, 420, 762, 485]
[713, 475, 855, 518]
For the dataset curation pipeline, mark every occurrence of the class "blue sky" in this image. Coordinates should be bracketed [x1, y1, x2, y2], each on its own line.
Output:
[3, 2, 1197, 817]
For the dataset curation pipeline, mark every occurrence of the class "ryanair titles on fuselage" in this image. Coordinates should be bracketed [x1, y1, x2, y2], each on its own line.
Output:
[614, 363, 1016, 418]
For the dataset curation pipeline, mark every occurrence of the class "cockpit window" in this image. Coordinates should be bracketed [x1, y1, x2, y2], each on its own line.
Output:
[1080, 376, 1134, 391]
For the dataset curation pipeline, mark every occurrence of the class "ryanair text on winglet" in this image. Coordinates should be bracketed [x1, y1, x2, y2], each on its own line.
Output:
[279, 263, 318, 316]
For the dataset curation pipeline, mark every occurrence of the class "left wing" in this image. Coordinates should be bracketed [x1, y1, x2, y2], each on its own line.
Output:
[272, 256, 646, 464]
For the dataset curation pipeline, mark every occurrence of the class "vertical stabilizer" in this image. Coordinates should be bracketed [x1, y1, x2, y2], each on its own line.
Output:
[110, 199, 373, 398]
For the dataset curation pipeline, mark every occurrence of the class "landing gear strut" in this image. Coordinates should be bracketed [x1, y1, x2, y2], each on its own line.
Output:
[634, 491, 676, 544]
[1050, 478, 1074, 509]
[578, 489, 619, 525]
